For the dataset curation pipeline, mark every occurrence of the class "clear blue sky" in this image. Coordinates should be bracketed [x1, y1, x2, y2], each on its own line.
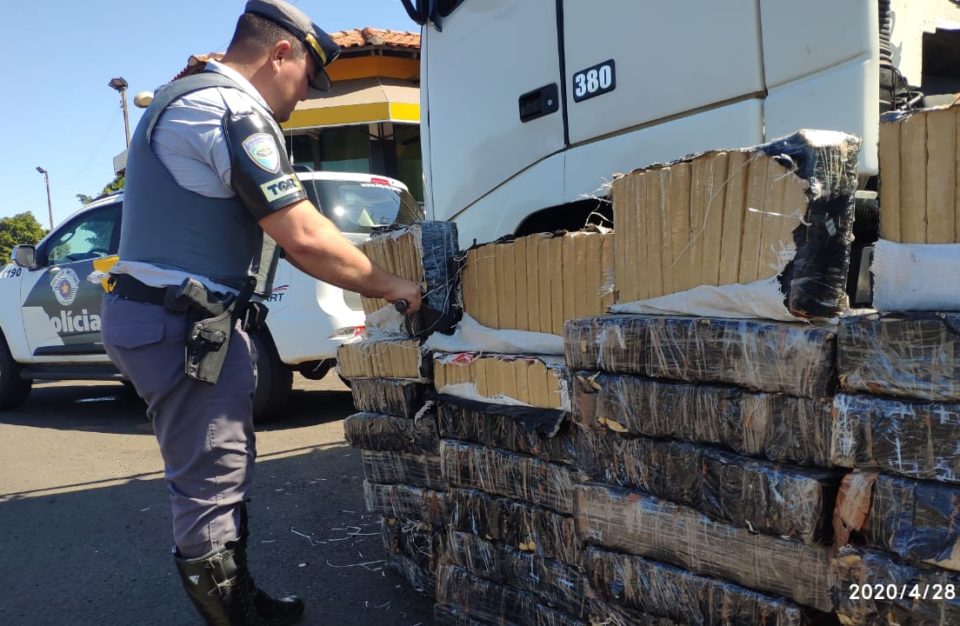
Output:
[0, 0, 417, 229]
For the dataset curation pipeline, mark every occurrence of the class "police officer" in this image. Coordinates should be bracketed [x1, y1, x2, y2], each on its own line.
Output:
[101, 1, 421, 624]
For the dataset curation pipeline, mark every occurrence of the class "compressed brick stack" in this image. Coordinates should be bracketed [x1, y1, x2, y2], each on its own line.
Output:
[339, 221, 459, 595]
[429, 230, 612, 624]
[565, 315, 842, 624]
[830, 314, 960, 624]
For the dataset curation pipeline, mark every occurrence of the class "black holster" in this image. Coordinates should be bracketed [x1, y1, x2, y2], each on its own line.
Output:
[165, 278, 239, 385]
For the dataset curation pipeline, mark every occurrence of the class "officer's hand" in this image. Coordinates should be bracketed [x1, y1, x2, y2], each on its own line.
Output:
[383, 278, 422, 315]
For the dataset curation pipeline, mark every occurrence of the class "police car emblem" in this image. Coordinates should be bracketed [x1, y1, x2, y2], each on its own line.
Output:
[51, 268, 80, 306]
[242, 133, 281, 173]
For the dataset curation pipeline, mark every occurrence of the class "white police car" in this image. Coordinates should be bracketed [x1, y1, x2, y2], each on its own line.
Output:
[0, 171, 422, 419]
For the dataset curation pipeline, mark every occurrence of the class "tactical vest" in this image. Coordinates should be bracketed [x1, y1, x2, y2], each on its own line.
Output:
[118, 72, 278, 297]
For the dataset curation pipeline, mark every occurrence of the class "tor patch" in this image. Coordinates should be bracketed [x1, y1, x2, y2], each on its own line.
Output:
[242, 133, 281, 173]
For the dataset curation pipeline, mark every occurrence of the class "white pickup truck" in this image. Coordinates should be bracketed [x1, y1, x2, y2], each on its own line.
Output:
[0, 171, 422, 419]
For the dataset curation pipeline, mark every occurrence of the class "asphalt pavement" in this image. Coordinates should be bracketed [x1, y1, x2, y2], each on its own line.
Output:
[0, 374, 434, 626]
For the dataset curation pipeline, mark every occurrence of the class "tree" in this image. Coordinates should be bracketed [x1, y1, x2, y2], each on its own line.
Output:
[0, 212, 46, 261]
[76, 174, 125, 206]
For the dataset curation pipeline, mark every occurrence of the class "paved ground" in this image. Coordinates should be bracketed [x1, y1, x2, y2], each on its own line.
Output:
[0, 374, 435, 626]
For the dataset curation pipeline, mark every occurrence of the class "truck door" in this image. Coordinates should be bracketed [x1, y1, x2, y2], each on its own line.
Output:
[20, 202, 121, 357]
[552, 1, 767, 208]
[421, 0, 566, 222]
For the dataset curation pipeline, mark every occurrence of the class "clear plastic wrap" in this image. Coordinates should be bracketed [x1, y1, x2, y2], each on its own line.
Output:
[459, 230, 616, 337]
[384, 552, 436, 597]
[381, 517, 447, 582]
[343, 411, 438, 454]
[434, 353, 570, 410]
[360, 221, 460, 336]
[576, 429, 840, 544]
[349, 378, 429, 418]
[435, 565, 586, 626]
[575, 483, 833, 612]
[361, 481, 449, 526]
[612, 130, 860, 319]
[587, 599, 685, 626]
[564, 315, 837, 398]
[360, 451, 446, 490]
[585, 547, 815, 626]
[336, 338, 429, 380]
[440, 440, 585, 515]
[831, 545, 960, 625]
[437, 396, 577, 465]
[831, 394, 960, 483]
[446, 530, 588, 618]
[838, 313, 960, 402]
[448, 489, 582, 566]
[572, 372, 835, 467]
[838, 473, 960, 572]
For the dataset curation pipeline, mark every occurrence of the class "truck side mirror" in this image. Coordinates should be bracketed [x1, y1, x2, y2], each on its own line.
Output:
[11, 245, 37, 270]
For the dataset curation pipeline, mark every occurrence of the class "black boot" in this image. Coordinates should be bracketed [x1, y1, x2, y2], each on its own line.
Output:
[174, 542, 304, 626]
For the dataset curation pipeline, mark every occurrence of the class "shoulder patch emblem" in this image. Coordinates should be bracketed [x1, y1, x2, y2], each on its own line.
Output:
[242, 133, 281, 173]
[51, 268, 80, 306]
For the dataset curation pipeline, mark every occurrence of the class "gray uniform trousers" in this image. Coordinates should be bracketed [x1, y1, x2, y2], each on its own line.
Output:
[100, 292, 257, 558]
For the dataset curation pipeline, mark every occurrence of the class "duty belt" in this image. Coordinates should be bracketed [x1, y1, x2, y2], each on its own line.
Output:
[110, 274, 169, 306]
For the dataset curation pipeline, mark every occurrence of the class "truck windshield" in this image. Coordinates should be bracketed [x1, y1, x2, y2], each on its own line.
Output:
[301, 179, 423, 234]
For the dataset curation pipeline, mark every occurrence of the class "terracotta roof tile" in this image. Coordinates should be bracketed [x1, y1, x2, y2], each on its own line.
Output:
[172, 28, 418, 82]
[330, 28, 420, 50]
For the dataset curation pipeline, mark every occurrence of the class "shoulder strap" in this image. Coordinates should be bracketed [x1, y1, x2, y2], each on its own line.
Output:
[144, 72, 243, 141]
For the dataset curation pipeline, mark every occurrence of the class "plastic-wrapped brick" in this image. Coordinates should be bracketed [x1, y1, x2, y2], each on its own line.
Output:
[586, 547, 817, 625]
[381, 517, 447, 586]
[587, 600, 685, 626]
[360, 451, 446, 490]
[349, 378, 430, 418]
[572, 372, 835, 467]
[575, 484, 833, 612]
[361, 481, 448, 526]
[359, 221, 460, 337]
[449, 489, 582, 566]
[440, 440, 584, 515]
[437, 396, 577, 465]
[384, 552, 435, 597]
[447, 530, 588, 618]
[831, 393, 960, 483]
[343, 411, 438, 454]
[565, 315, 837, 398]
[435, 565, 586, 626]
[576, 429, 840, 544]
[831, 545, 960, 625]
[838, 313, 960, 402]
[838, 472, 960, 572]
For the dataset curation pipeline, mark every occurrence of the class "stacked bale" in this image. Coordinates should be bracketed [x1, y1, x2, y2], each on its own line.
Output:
[340, 222, 458, 595]
[562, 131, 860, 625]
[830, 314, 960, 624]
[825, 105, 960, 624]
[431, 230, 613, 625]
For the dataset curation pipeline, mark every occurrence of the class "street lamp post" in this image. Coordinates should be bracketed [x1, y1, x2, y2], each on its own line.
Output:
[35, 167, 53, 230]
[108, 77, 131, 148]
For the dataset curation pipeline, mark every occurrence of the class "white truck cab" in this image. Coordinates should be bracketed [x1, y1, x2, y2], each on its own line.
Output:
[405, 0, 960, 246]
[0, 171, 421, 418]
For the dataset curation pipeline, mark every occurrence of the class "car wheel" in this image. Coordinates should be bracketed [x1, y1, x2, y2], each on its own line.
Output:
[0, 332, 32, 410]
[251, 330, 293, 422]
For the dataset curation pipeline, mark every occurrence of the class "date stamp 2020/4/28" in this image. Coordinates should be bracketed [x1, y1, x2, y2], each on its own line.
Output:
[848, 583, 956, 601]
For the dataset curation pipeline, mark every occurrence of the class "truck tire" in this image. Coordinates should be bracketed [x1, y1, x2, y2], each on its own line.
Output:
[251, 330, 292, 422]
[0, 332, 32, 410]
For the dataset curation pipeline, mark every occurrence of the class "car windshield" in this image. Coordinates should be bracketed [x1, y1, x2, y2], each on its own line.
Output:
[301, 178, 423, 234]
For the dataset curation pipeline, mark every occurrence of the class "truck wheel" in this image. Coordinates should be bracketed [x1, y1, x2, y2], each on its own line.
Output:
[251, 331, 292, 422]
[0, 332, 32, 410]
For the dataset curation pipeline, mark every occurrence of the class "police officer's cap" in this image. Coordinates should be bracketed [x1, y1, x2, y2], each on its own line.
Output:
[245, 0, 341, 93]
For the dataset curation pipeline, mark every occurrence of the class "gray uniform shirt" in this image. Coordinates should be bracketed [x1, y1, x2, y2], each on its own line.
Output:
[111, 61, 284, 294]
